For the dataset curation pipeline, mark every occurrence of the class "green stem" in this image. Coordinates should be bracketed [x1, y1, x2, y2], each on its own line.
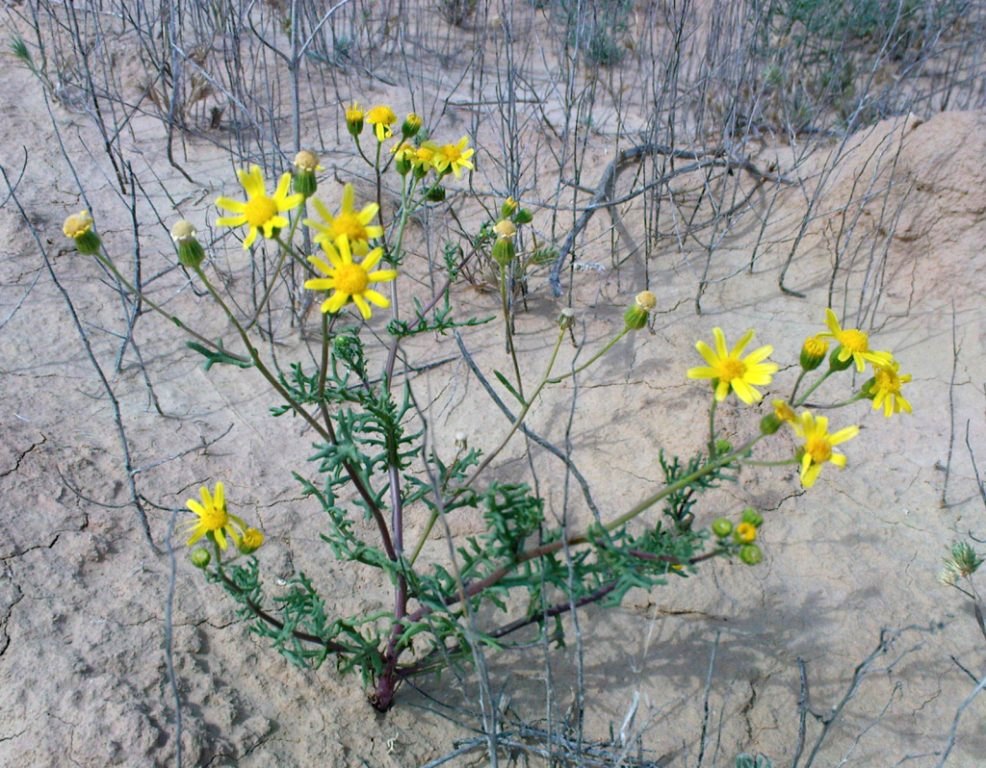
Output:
[464, 327, 566, 488]
[499, 261, 525, 398]
[546, 326, 631, 384]
[707, 397, 719, 459]
[192, 265, 331, 442]
[794, 369, 834, 407]
[92, 251, 249, 364]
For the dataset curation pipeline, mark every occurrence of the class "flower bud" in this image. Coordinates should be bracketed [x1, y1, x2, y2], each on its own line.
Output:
[624, 291, 657, 330]
[492, 237, 515, 267]
[425, 185, 446, 202]
[760, 413, 782, 435]
[739, 544, 763, 565]
[733, 521, 757, 544]
[292, 150, 321, 198]
[501, 197, 518, 218]
[238, 527, 264, 555]
[557, 307, 575, 330]
[171, 220, 206, 269]
[190, 548, 211, 568]
[515, 209, 534, 225]
[345, 102, 364, 137]
[711, 518, 733, 538]
[63, 210, 101, 255]
[800, 335, 829, 371]
[401, 112, 422, 138]
[714, 438, 733, 455]
[740, 507, 763, 528]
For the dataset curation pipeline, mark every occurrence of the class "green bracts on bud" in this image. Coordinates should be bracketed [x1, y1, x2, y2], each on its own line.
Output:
[190, 548, 211, 568]
[492, 237, 515, 267]
[711, 518, 733, 538]
[739, 544, 763, 565]
[760, 413, 783, 435]
[171, 220, 206, 269]
[740, 507, 763, 528]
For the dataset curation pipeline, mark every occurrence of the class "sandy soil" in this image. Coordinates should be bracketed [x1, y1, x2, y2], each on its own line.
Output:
[1, 8, 985, 768]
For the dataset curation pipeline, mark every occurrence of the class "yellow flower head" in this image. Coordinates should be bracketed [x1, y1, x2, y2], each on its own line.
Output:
[432, 136, 475, 178]
[821, 309, 892, 372]
[293, 149, 323, 173]
[345, 102, 364, 136]
[216, 165, 304, 249]
[867, 359, 913, 417]
[414, 142, 437, 169]
[734, 522, 757, 544]
[366, 104, 397, 141]
[304, 234, 398, 320]
[239, 527, 264, 554]
[170, 219, 197, 243]
[772, 399, 796, 423]
[687, 328, 779, 405]
[635, 290, 657, 311]
[63, 210, 93, 238]
[306, 183, 383, 256]
[493, 219, 516, 239]
[792, 411, 859, 488]
[402, 112, 423, 138]
[185, 482, 246, 551]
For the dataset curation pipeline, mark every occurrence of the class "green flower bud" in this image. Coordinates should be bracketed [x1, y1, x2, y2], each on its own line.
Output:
[345, 103, 364, 137]
[715, 438, 733, 456]
[740, 507, 763, 528]
[739, 544, 763, 565]
[800, 335, 829, 371]
[425, 185, 446, 202]
[492, 237, 515, 267]
[515, 209, 534, 224]
[760, 413, 782, 435]
[171, 220, 206, 269]
[401, 112, 422, 138]
[190, 548, 211, 568]
[711, 518, 733, 538]
[501, 197, 518, 218]
[63, 210, 101, 254]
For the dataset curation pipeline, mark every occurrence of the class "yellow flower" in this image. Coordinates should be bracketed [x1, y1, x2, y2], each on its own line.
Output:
[401, 112, 423, 137]
[792, 411, 859, 488]
[293, 150, 322, 173]
[687, 328, 779, 405]
[821, 309, 892, 372]
[415, 143, 435, 163]
[63, 210, 93, 238]
[867, 360, 913, 417]
[734, 522, 757, 544]
[304, 235, 398, 319]
[433, 136, 475, 178]
[366, 104, 397, 141]
[773, 399, 796, 423]
[216, 165, 304, 249]
[239, 527, 264, 554]
[493, 219, 516, 239]
[63, 210, 101, 254]
[185, 482, 246, 551]
[345, 102, 364, 136]
[306, 183, 383, 256]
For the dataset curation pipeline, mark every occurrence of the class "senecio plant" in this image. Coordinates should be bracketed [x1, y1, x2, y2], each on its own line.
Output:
[63, 103, 913, 712]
